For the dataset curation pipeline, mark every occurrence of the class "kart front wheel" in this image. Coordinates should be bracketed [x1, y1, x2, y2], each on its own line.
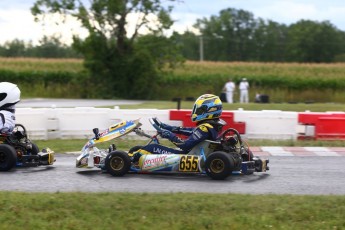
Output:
[205, 151, 234, 180]
[0, 144, 17, 171]
[105, 151, 131, 176]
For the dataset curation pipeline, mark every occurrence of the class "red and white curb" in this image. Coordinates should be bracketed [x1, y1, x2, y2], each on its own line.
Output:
[251, 147, 345, 156]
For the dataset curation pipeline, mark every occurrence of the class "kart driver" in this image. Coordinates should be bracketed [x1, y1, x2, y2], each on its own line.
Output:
[132, 94, 225, 162]
[0, 82, 21, 134]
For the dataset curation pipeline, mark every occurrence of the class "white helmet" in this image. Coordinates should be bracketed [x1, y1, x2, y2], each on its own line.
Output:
[0, 82, 21, 109]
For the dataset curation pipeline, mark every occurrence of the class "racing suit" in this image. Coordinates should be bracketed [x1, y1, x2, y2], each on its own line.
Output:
[0, 106, 16, 134]
[133, 119, 225, 160]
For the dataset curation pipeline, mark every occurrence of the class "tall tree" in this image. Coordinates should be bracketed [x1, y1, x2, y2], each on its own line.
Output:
[194, 8, 258, 61]
[253, 19, 288, 62]
[286, 20, 345, 62]
[31, 0, 180, 99]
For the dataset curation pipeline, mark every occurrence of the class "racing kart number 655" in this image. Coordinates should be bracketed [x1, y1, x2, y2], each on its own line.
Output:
[76, 118, 269, 180]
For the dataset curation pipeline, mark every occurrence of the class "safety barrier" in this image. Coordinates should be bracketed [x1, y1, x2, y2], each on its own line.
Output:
[297, 112, 345, 140]
[16, 108, 180, 139]
[15, 107, 345, 140]
[234, 110, 298, 140]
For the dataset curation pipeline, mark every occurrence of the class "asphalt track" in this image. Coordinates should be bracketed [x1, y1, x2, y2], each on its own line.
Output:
[1, 154, 344, 194]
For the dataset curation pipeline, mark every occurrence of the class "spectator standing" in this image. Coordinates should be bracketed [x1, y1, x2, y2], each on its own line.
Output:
[239, 78, 249, 103]
[223, 79, 236, 103]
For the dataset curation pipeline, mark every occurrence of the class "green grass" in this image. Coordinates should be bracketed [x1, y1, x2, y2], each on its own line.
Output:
[34, 137, 345, 154]
[119, 100, 345, 112]
[0, 57, 84, 73]
[0, 192, 344, 230]
[3, 58, 345, 102]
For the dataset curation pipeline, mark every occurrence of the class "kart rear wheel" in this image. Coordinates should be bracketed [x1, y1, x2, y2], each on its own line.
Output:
[205, 151, 234, 180]
[0, 144, 17, 171]
[105, 151, 131, 176]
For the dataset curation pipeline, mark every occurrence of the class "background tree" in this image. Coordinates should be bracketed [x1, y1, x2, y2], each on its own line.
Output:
[171, 31, 200, 61]
[253, 19, 288, 62]
[194, 8, 258, 61]
[31, 0, 181, 99]
[286, 20, 345, 62]
[32, 35, 81, 58]
[0, 39, 27, 57]
[174, 8, 345, 63]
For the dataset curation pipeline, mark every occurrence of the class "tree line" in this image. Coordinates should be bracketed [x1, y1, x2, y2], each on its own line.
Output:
[0, 36, 80, 58]
[172, 8, 345, 63]
[2, 7, 345, 63]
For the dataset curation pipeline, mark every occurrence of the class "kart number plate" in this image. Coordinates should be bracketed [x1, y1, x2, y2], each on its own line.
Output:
[179, 155, 199, 172]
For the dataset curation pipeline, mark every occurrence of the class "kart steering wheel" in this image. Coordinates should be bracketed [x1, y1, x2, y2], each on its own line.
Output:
[221, 128, 243, 147]
[149, 118, 163, 133]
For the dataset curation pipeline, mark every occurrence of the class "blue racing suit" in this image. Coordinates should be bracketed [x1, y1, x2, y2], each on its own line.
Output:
[134, 119, 225, 159]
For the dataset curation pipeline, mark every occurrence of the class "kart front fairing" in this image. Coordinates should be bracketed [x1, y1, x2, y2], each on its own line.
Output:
[76, 119, 141, 168]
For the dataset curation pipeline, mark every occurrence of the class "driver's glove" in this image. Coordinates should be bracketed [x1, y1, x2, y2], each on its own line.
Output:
[159, 129, 176, 141]
[153, 118, 179, 132]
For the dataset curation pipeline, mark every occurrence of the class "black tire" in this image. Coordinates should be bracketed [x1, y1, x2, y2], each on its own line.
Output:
[241, 150, 254, 161]
[0, 144, 17, 171]
[205, 151, 234, 180]
[31, 142, 40, 155]
[128, 145, 143, 154]
[105, 151, 131, 176]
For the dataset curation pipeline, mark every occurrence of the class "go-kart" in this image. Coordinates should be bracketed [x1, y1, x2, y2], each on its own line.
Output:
[76, 118, 269, 180]
[0, 124, 55, 171]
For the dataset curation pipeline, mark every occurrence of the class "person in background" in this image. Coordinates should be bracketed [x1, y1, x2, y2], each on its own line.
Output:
[239, 78, 249, 103]
[0, 82, 21, 134]
[255, 93, 261, 103]
[223, 78, 236, 103]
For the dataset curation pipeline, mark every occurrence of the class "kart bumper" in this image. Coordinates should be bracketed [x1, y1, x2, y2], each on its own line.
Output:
[241, 158, 269, 174]
[18, 148, 55, 167]
[38, 148, 55, 165]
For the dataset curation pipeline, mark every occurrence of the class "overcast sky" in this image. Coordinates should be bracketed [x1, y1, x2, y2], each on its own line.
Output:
[1, 0, 345, 44]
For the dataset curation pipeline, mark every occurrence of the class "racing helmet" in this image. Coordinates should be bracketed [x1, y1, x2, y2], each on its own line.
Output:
[0, 82, 21, 109]
[191, 94, 222, 122]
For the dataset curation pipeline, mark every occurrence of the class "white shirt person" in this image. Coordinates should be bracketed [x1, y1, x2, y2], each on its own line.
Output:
[239, 78, 249, 103]
[223, 79, 236, 103]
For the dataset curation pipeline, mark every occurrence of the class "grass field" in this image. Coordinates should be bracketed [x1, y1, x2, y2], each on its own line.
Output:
[0, 57, 84, 72]
[119, 100, 345, 112]
[2, 57, 345, 102]
[0, 192, 344, 230]
[2, 57, 344, 79]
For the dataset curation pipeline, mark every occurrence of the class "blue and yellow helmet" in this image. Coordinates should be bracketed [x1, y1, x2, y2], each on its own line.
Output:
[191, 94, 223, 122]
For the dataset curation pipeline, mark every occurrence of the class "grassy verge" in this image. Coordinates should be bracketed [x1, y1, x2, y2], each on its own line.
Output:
[34, 138, 345, 154]
[1, 192, 344, 230]
[119, 100, 345, 112]
[3, 57, 345, 102]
